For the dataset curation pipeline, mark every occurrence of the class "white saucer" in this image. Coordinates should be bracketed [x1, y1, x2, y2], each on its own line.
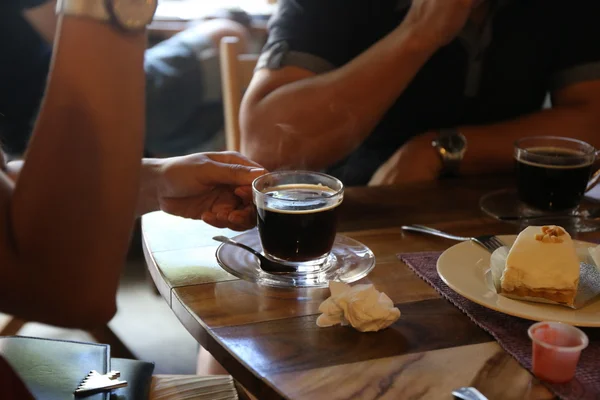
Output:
[215, 229, 375, 288]
[437, 235, 600, 327]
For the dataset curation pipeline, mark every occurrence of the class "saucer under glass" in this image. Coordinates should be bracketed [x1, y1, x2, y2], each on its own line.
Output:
[479, 188, 600, 234]
[215, 229, 375, 288]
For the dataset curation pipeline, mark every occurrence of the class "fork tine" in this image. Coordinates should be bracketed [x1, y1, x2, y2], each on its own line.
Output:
[472, 236, 503, 253]
[490, 236, 505, 249]
[483, 241, 497, 252]
[471, 238, 491, 253]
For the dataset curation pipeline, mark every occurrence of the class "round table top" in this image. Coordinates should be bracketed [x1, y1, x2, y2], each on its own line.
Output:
[142, 177, 582, 399]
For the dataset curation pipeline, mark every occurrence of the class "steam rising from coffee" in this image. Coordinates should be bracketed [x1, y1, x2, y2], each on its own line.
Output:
[245, 103, 360, 173]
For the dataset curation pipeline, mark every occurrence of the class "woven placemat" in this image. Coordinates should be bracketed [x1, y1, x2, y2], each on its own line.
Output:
[399, 251, 600, 400]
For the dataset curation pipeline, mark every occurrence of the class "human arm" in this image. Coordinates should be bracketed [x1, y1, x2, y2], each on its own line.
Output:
[8, 152, 267, 232]
[0, 15, 146, 328]
[370, 0, 600, 185]
[461, 81, 600, 174]
[136, 152, 266, 231]
[370, 80, 600, 185]
[240, 0, 477, 171]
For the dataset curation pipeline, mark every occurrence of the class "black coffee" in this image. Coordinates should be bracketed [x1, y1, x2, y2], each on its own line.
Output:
[256, 184, 340, 262]
[516, 147, 593, 211]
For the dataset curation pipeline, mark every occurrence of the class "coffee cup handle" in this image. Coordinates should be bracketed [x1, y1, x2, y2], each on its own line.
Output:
[585, 150, 600, 192]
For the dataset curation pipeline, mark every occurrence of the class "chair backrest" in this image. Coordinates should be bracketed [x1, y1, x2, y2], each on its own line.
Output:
[220, 36, 259, 152]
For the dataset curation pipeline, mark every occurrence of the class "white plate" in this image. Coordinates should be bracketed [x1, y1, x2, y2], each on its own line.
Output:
[437, 235, 600, 327]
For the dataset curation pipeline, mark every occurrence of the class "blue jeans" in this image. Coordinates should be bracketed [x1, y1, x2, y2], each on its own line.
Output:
[144, 28, 224, 156]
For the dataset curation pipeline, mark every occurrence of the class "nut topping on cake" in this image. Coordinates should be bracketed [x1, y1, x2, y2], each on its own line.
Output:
[535, 226, 566, 243]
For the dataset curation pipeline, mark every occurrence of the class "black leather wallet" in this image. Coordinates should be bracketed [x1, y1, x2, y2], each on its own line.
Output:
[0, 336, 154, 400]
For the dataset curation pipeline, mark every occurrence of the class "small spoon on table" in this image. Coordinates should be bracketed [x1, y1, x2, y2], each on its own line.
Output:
[213, 236, 297, 274]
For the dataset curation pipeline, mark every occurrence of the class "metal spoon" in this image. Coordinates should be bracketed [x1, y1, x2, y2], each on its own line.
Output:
[213, 236, 297, 274]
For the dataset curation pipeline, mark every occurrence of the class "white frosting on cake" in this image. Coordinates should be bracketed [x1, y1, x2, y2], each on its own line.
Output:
[501, 226, 579, 291]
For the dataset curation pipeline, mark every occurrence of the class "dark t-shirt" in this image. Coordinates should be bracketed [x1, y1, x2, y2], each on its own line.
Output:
[258, 0, 600, 185]
[0, 0, 51, 154]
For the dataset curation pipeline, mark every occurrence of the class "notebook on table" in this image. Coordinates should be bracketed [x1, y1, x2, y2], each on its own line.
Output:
[0, 336, 154, 400]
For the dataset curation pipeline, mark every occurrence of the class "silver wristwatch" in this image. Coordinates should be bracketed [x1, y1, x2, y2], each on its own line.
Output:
[432, 128, 468, 177]
[56, 0, 158, 32]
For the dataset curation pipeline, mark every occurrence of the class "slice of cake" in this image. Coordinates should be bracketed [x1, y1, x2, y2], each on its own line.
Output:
[501, 225, 579, 306]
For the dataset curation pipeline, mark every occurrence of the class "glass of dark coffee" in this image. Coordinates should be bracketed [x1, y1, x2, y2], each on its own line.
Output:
[252, 171, 344, 272]
[515, 136, 596, 212]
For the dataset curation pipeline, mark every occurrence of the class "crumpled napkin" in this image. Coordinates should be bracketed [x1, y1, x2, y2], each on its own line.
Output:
[316, 281, 401, 332]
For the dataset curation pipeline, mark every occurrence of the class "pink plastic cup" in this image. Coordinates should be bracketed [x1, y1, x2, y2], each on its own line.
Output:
[528, 321, 588, 383]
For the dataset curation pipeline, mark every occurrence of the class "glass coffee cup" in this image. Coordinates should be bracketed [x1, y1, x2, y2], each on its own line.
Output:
[514, 136, 598, 212]
[252, 171, 344, 272]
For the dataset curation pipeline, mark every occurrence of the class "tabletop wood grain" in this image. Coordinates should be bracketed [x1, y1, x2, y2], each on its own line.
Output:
[142, 176, 593, 399]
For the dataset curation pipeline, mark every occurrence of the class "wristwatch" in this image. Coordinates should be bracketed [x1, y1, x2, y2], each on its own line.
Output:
[432, 128, 468, 178]
[56, 0, 158, 32]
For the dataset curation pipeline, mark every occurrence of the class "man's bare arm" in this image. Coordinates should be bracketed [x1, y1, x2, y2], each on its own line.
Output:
[0, 16, 145, 328]
[241, 0, 478, 171]
[369, 80, 600, 185]
[459, 80, 600, 175]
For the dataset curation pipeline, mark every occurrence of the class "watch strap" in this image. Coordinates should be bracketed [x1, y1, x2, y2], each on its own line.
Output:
[56, 0, 110, 22]
[439, 158, 461, 178]
[435, 129, 465, 178]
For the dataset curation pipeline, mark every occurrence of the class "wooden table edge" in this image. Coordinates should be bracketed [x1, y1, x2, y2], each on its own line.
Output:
[170, 289, 288, 400]
[142, 230, 175, 306]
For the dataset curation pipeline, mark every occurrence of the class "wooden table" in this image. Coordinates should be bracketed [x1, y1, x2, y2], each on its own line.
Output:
[142, 177, 586, 399]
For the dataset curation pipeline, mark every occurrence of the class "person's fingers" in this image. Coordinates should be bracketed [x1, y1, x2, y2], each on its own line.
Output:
[234, 186, 253, 197]
[228, 223, 254, 232]
[234, 186, 254, 205]
[211, 204, 235, 215]
[203, 161, 266, 187]
[216, 211, 232, 222]
[228, 210, 250, 224]
[230, 205, 256, 223]
[204, 209, 253, 231]
[205, 151, 265, 169]
[227, 213, 255, 231]
[227, 223, 252, 232]
[201, 212, 229, 229]
[200, 203, 256, 231]
[179, 189, 222, 221]
[210, 190, 240, 214]
[159, 194, 215, 220]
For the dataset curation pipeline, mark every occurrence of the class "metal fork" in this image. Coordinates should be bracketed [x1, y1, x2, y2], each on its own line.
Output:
[401, 224, 505, 253]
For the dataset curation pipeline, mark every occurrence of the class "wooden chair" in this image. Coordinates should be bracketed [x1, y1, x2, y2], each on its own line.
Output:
[219, 36, 259, 152]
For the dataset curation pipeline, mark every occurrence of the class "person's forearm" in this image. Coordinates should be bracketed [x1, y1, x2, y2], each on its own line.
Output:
[459, 104, 600, 176]
[241, 24, 439, 171]
[137, 159, 162, 216]
[8, 16, 146, 326]
[7, 159, 162, 218]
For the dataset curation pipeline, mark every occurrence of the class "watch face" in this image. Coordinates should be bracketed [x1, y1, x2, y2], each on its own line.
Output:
[439, 131, 467, 154]
[108, 0, 158, 31]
